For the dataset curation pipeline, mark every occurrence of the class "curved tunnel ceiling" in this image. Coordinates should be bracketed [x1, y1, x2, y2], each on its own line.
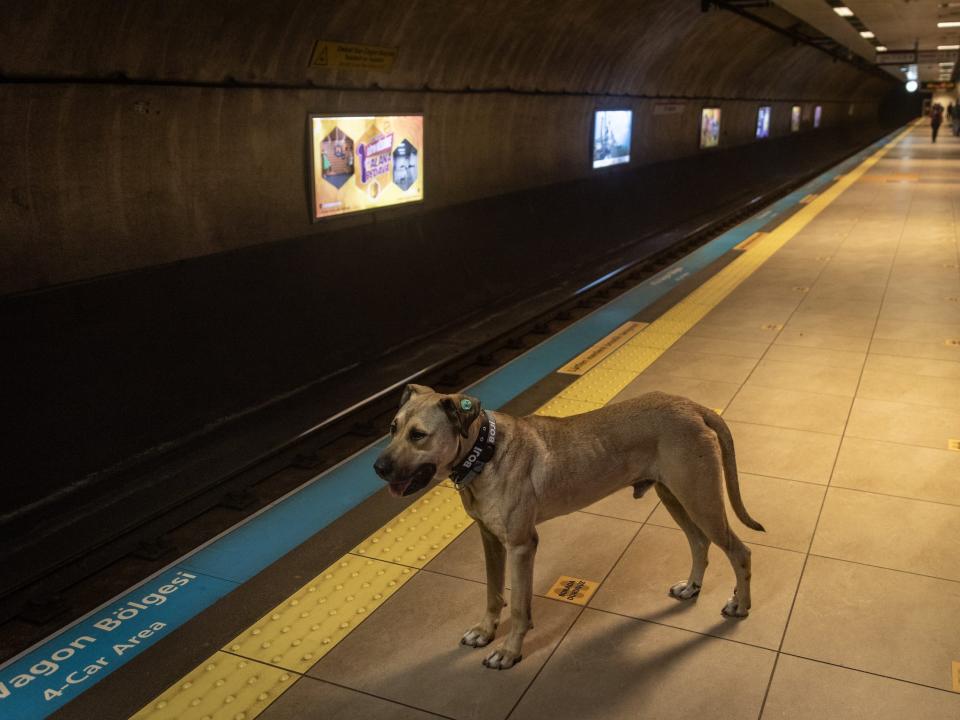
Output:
[1, 0, 893, 100]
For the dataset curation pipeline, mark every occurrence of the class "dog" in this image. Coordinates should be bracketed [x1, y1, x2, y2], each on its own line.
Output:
[373, 384, 764, 670]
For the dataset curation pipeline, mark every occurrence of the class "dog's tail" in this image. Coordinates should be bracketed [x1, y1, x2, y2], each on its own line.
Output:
[701, 409, 765, 532]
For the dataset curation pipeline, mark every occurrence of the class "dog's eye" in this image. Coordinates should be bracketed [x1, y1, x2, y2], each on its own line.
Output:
[409, 429, 427, 441]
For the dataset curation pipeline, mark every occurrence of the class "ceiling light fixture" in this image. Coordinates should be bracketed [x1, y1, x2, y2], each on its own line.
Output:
[876, 45, 888, 51]
[833, 6, 854, 16]
[938, 21, 960, 27]
[938, 44, 960, 49]
[859, 30, 875, 38]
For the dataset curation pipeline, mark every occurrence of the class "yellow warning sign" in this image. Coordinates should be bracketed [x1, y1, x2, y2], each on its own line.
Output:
[734, 231, 765, 251]
[953, 660, 960, 692]
[548, 576, 598, 606]
[799, 194, 817, 204]
[309, 40, 397, 71]
[948, 439, 960, 452]
[557, 321, 648, 376]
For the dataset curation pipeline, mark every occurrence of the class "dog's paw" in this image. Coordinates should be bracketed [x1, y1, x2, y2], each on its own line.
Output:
[668, 581, 701, 600]
[482, 646, 522, 670]
[721, 596, 750, 618]
[461, 625, 495, 648]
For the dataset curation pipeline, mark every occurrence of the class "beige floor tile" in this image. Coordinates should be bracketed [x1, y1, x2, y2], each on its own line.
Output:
[864, 352, 960, 379]
[811, 488, 960, 580]
[832, 436, 960, 505]
[724, 386, 852, 434]
[858, 367, 960, 409]
[613, 372, 741, 411]
[845, 397, 960, 450]
[773, 328, 871, 353]
[796, 296, 880, 318]
[687, 320, 784, 344]
[647, 474, 824, 553]
[259, 678, 446, 720]
[869, 337, 960, 362]
[645, 348, 759, 384]
[310, 571, 580, 720]
[879, 302, 960, 325]
[510, 609, 775, 720]
[762, 344, 865, 369]
[761, 655, 960, 720]
[784, 312, 876, 339]
[426, 511, 639, 595]
[745, 358, 861, 397]
[726, 421, 840, 485]
[874, 318, 960, 344]
[669, 334, 770, 359]
[590, 525, 803, 649]
[582, 484, 661, 523]
[782, 556, 960, 691]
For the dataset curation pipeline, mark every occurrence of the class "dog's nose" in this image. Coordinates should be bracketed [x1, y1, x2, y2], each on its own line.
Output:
[374, 456, 393, 480]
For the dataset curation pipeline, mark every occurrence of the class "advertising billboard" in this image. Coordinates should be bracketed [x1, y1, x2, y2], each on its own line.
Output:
[814, 105, 823, 128]
[592, 110, 633, 168]
[309, 114, 423, 220]
[756, 106, 771, 139]
[700, 107, 721, 148]
[791, 105, 801, 132]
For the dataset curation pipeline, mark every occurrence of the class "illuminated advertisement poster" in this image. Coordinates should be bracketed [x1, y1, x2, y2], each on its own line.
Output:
[700, 107, 721, 148]
[791, 105, 801, 132]
[592, 109, 632, 168]
[814, 105, 823, 128]
[756, 106, 771, 139]
[310, 114, 423, 220]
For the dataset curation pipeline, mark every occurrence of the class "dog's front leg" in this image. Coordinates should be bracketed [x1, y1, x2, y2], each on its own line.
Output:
[483, 532, 537, 670]
[461, 524, 505, 648]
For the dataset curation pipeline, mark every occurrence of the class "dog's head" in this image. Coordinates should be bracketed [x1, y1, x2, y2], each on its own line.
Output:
[373, 384, 482, 497]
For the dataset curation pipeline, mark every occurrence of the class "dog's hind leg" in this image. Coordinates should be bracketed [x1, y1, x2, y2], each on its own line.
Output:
[462, 524, 506, 648]
[655, 483, 709, 600]
[668, 472, 753, 618]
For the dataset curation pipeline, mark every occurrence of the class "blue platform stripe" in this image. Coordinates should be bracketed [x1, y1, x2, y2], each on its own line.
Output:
[0, 129, 898, 720]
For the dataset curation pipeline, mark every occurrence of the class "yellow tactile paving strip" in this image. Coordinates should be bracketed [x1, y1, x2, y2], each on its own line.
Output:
[128, 122, 916, 719]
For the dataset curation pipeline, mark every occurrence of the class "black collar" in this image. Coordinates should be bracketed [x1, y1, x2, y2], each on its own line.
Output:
[449, 411, 497, 490]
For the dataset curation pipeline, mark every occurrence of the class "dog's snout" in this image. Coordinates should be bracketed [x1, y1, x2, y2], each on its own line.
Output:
[374, 455, 393, 480]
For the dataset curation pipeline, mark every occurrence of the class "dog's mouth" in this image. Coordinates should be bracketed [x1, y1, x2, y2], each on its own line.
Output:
[388, 463, 436, 497]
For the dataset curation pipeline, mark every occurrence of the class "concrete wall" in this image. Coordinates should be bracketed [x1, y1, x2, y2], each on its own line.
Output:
[0, 0, 892, 295]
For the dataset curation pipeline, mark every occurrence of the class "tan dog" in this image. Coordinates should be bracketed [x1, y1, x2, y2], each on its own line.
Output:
[373, 384, 764, 670]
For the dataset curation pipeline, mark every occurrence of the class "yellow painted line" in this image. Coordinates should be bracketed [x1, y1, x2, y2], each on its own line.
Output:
[352, 485, 472, 567]
[547, 576, 599, 606]
[557, 321, 649, 375]
[130, 651, 295, 720]
[225, 555, 415, 672]
[131, 123, 916, 718]
[734, 231, 766, 251]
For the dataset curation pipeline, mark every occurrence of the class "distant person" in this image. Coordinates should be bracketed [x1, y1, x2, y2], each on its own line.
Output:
[931, 103, 943, 143]
[948, 103, 955, 123]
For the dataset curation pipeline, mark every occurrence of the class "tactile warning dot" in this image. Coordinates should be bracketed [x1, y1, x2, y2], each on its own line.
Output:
[130, 651, 294, 720]
[602, 343, 662, 373]
[628, 330, 683, 350]
[226, 555, 415, 673]
[536, 396, 603, 417]
[352, 485, 472, 567]
[559, 367, 638, 404]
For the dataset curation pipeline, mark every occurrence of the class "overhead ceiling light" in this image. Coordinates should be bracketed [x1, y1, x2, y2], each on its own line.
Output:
[833, 6, 854, 16]
[876, 45, 888, 51]
[906, 79, 919, 92]
[938, 44, 960, 49]
[938, 21, 960, 27]
[859, 30, 875, 38]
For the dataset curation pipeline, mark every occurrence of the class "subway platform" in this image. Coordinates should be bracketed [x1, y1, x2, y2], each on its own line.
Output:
[5, 119, 960, 719]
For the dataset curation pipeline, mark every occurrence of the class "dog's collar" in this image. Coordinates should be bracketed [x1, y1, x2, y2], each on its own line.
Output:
[449, 411, 497, 491]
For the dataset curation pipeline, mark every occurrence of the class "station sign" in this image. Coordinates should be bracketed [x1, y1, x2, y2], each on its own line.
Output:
[921, 81, 956, 91]
[875, 49, 959, 65]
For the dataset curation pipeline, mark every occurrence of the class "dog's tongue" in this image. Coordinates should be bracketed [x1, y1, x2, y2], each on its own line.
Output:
[388, 478, 412, 497]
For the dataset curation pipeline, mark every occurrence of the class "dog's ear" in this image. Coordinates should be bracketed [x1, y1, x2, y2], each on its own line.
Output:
[400, 383, 432, 408]
[438, 394, 482, 438]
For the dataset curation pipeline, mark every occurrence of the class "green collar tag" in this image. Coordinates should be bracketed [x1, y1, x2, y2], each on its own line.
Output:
[460, 398, 473, 411]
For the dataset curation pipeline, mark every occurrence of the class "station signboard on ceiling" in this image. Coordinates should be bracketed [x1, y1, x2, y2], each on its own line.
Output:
[921, 81, 956, 91]
[875, 49, 959, 65]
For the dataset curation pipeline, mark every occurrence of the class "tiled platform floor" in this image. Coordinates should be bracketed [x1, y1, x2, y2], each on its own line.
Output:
[259, 124, 960, 719]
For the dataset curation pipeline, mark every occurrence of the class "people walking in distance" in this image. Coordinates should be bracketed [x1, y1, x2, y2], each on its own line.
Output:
[931, 103, 944, 143]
